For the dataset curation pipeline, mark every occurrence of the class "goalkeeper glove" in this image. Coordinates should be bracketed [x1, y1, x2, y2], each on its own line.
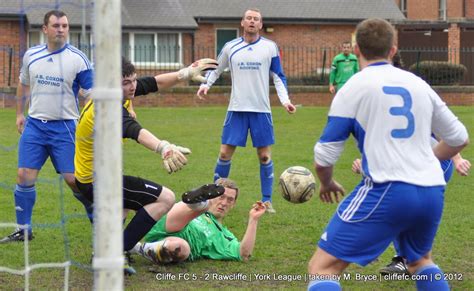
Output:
[178, 58, 218, 83]
[156, 140, 192, 174]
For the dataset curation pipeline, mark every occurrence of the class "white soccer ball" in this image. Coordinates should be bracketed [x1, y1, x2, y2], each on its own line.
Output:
[279, 166, 316, 204]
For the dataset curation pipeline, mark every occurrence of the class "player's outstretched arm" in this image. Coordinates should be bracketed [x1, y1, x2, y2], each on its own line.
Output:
[136, 128, 191, 174]
[239, 201, 266, 261]
[154, 58, 218, 90]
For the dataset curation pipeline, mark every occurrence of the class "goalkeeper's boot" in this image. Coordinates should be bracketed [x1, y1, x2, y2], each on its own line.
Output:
[263, 201, 276, 214]
[0, 229, 34, 244]
[134, 241, 175, 264]
[123, 252, 136, 276]
[379, 256, 409, 275]
[182, 184, 225, 204]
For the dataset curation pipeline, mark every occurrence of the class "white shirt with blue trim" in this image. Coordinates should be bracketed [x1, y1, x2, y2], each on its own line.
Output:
[204, 37, 290, 113]
[314, 63, 468, 186]
[19, 44, 93, 120]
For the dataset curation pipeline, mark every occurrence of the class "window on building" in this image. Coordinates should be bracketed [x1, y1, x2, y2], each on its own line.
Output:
[122, 33, 130, 59]
[125, 32, 181, 65]
[134, 33, 155, 62]
[439, 0, 447, 20]
[216, 29, 238, 57]
[69, 32, 92, 58]
[157, 34, 179, 63]
[28, 31, 42, 48]
[400, 0, 407, 17]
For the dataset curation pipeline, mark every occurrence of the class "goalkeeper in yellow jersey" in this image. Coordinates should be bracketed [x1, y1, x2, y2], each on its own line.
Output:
[74, 57, 218, 275]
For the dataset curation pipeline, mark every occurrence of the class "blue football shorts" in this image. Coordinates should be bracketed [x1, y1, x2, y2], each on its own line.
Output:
[318, 178, 445, 266]
[221, 111, 274, 147]
[18, 117, 77, 173]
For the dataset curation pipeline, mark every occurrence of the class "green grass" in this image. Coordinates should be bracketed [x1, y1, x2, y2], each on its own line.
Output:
[0, 106, 473, 290]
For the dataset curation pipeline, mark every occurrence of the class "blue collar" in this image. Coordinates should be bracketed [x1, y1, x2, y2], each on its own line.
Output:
[368, 61, 390, 67]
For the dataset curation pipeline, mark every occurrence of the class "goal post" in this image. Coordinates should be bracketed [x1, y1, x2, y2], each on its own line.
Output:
[92, 0, 123, 290]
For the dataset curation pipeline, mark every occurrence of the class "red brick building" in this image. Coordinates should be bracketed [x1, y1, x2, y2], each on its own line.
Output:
[0, 0, 405, 89]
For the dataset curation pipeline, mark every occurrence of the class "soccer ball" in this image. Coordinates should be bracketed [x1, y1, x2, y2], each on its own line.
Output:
[279, 166, 316, 203]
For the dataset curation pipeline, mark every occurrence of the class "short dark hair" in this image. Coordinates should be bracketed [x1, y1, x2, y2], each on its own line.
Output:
[215, 178, 239, 201]
[122, 57, 135, 78]
[43, 10, 67, 26]
[243, 8, 262, 21]
[356, 18, 395, 60]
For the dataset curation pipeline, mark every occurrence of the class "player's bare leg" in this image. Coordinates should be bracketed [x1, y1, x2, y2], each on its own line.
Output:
[307, 247, 349, 290]
[63, 172, 94, 223]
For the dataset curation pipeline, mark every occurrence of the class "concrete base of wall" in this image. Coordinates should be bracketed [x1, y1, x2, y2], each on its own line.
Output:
[1, 86, 473, 108]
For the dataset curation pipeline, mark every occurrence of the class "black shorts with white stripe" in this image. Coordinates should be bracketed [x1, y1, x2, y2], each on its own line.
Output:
[75, 175, 163, 211]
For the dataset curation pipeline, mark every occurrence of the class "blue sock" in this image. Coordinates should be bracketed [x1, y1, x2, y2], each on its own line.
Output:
[14, 184, 36, 234]
[415, 264, 449, 291]
[308, 279, 341, 291]
[73, 192, 94, 223]
[123, 208, 156, 251]
[214, 158, 231, 182]
[260, 161, 273, 202]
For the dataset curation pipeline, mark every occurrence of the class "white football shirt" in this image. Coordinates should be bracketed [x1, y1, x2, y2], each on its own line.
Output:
[20, 44, 93, 120]
[314, 62, 468, 186]
[204, 37, 290, 113]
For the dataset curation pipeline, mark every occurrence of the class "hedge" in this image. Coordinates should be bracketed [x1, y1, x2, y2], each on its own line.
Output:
[408, 61, 467, 85]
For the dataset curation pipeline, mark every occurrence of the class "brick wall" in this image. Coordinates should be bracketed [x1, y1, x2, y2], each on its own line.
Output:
[0, 20, 24, 88]
[448, 23, 461, 63]
[194, 22, 356, 76]
[447, 0, 464, 18]
[1, 86, 472, 108]
[466, 0, 474, 18]
[407, 0, 439, 20]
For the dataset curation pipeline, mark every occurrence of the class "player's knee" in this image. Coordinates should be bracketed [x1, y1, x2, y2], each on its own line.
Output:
[163, 237, 190, 263]
[158, 187, 175, 211]
[218, 151, 232, 161]
[16, 168, 36, 186]
[62, 173, 78, 191]
[258, 154, 271, 164]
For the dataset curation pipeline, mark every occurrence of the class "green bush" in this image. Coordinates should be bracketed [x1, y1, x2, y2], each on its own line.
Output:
[408, 61, 467, 85]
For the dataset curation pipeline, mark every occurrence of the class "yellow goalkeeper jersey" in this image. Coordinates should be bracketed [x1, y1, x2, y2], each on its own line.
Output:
[74, 100, 95, 183]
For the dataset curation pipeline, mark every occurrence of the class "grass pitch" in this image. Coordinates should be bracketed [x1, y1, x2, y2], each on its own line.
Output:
[0, 106, 472, 290]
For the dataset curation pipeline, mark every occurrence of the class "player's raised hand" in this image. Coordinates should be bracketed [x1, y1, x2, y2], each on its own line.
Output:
[156, 140, 189, 174]
[249, 201, 266, 219]
[319, 180, 345, 203]
[178, 58, 218, 83]
[352, 158, 362, 174]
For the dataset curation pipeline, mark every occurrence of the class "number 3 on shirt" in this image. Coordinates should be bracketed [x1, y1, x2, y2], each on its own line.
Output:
[383, 86, 415, 138]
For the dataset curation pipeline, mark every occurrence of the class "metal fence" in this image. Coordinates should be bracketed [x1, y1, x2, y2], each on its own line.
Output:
[1, 45, 474, 88]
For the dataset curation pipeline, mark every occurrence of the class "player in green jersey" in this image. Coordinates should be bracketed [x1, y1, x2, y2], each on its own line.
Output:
[329, 41, 359, 93]
[133, 178, 267, 263]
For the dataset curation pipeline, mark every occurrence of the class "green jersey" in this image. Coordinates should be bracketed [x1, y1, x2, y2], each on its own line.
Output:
[144, 212, 241, 261]
[329, 53, 359, 90]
